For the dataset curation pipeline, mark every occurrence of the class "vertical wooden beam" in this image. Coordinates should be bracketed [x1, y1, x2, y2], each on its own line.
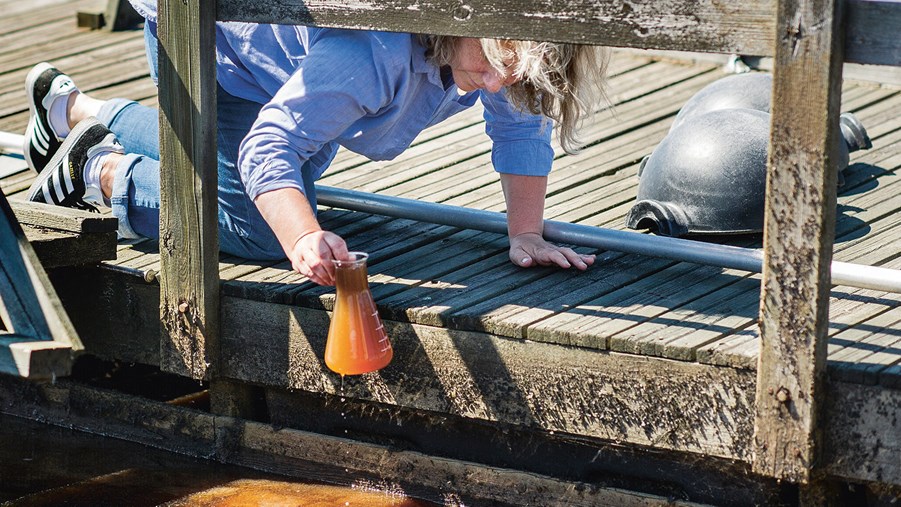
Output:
[157, 0, 219, 379]
[753, 0, 844, 484]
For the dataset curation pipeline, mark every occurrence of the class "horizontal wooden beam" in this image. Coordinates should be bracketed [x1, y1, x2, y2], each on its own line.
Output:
[0, 376, 724, 507]
[216, 0, 901, 65]
[0, 335, 72, 379]
[22, 228, 117, 269]
[10, 201, 118, 234]
[845, 0, 901, 66]
[49, 268, 901, 485]
[219, 297, 758, 461]
[217, 0, 776, 56]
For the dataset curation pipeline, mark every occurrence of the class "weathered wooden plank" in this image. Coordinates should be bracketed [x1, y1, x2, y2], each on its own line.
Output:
[49, 266, 161, 365]
[822, 380, 901, 485]
[0, 335, 72, 378]
[608, 272, 757, 357]
[528, 261, 726, 347]
[267, 215, 447, 304]
[0, 192, 80, 379]
[448, 253, 672, 340]
[845, 0, 901, 66]
[0, 0, 96, 31]
[655, 283, 763, 361]
[157, 0, 219, 379]
[213, 293, 901, 486]
[217, 0, 901, 66]
[22, 227, 117, 268]
[697, 331, 760, 369]
[28, 252, 901, 486]
[0, 34, 145, 95]
[0, 42, 149, 117]
[0, 376, 732, 507]
[826, 306, 901, 385]
[10, 200, 118, 233]
[218, 0, 776, 55]
[219, 296, 759, 461]
[881, 361, 901, 388]
[696, 230, 901, 370]
[753, 0, 846, 483]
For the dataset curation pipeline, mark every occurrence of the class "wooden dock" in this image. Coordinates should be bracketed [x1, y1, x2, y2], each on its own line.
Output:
[1, 0, 900, 504]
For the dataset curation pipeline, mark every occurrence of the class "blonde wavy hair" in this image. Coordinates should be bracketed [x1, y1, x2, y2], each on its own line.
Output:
[420, 35, 610, 154]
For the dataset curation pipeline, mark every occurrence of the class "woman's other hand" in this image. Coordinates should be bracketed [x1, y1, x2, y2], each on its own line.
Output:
[509, 232, 595, 271]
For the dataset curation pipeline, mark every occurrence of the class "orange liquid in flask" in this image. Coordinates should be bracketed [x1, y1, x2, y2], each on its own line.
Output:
[325, 252, 393, 375]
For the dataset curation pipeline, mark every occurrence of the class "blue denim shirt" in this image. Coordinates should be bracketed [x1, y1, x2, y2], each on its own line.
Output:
[130, 1, 554, 201]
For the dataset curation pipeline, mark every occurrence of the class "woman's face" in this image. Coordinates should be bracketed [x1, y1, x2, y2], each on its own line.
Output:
[448, 38, 519, 93]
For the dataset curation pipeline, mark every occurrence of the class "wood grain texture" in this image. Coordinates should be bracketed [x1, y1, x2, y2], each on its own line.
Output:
[845, 0, 901, 66]
[219, 296, 759, 461]
[216, 0, 901, 66]
[218, 0, 776, 55]
[157, 0, 220, 379]
[10, 200, 117, 234]
[22, 228, 117, 268]
[0, 375, 723, 507]
[753, 0, 845, 483]
[0, 193, 80, 379]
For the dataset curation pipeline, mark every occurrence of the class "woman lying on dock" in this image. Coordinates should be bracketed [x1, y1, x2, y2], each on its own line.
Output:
[24, 0, 608, 285]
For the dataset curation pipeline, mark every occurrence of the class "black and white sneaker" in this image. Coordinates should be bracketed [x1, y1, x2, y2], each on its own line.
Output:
[26, 117, 123, 212]
[23, 62, 77, 173]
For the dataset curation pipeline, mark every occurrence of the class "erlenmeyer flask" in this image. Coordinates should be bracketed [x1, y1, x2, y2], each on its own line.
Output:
[325, 252, 393, 375]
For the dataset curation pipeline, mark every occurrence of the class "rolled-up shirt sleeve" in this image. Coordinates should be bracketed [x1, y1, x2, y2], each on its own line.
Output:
[239, 31, 397, 200]
[480, 91, 554, 177]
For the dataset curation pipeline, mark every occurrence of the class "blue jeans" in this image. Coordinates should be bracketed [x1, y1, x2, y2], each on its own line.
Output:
[97, 22, 291, 260]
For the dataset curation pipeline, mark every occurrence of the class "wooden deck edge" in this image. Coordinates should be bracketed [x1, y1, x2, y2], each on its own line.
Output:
[0, 376, 714, 507]
[10, 200, 118, 234]
[49, 266, 901, 486]
[219, 296, 758, 462]
[24, 228, 117, 268]
[823, 381, 901, 486]
[0, 335, 73, 379]
[9, 200, 119, 268]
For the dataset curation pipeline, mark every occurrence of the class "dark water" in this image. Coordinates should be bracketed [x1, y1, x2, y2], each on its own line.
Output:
[0, 414, 434, 506]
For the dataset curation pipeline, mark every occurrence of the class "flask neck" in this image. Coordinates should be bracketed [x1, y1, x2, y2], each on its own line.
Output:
[333, 251, 371, 294]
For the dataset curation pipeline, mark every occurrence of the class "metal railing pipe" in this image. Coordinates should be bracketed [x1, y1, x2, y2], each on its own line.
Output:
[316, 185, 901, 294]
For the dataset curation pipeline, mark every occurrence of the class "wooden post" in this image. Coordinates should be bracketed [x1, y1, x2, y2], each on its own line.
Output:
[753, 0, 845, 484]
[157, 0, 219, 379]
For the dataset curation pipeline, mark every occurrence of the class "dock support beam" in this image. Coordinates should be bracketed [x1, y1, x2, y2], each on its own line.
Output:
[753, 0, 845, 487]
[157, 0, 220, 379]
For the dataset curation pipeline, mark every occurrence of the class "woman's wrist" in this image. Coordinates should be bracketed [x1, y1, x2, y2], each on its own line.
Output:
[510, 230, 542, 241]
[290, 229, 321, 252]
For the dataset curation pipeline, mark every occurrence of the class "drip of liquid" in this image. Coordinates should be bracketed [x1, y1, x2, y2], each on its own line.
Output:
[325, 252, 393, 375]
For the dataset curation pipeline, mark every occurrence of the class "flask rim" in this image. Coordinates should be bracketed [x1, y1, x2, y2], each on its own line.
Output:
[333, 251, 369, 268]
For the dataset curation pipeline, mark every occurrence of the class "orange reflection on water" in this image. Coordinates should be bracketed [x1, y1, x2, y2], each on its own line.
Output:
[165, 478, 431, 507]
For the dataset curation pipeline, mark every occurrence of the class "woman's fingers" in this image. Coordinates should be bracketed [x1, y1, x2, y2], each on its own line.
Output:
[291, 231, 349, 285]
[510, 234, 596, 271]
